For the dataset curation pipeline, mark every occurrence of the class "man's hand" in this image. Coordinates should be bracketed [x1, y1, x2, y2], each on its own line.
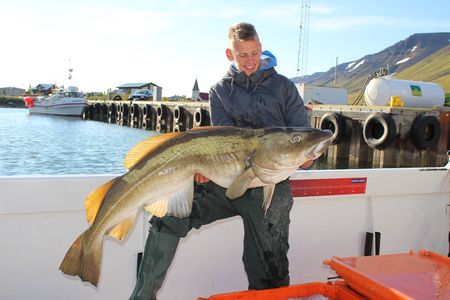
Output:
[300, 160, 315, 170]
[194, 173, 210, 183]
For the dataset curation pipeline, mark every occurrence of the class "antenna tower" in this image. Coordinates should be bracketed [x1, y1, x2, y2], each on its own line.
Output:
[296, 0, 311, 80]
[68, 59, 73, 80]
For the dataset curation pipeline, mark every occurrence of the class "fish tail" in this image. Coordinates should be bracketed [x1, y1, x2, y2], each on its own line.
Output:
[59, 233, 84, 277]
[59, 231, 103, 287]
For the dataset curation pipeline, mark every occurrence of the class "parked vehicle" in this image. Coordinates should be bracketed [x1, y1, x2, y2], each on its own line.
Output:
[128, 89, 152, 100]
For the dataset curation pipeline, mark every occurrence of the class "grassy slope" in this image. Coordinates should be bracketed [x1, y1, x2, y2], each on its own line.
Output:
[396, 44, 450, 92]
[347, 44, 450, 105]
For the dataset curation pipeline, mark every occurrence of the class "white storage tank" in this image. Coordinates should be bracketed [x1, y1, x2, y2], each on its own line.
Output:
[296, 83, 348, 105]
[364, 75, 445, 108]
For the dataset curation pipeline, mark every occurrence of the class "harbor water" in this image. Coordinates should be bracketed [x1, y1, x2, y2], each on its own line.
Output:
[0, 108, 154, 176]
[2, 108, 445, 176]
[0, 108, 342, 177]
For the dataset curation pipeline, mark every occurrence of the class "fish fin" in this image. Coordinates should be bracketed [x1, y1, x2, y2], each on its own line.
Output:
[262, 184, 276, 214]
[167, 181, 194, 218]
[84, 178, 117, 224]
[226, 168, 256, 200]
[107, 212, 138, 241]
[144, 199, 169, 217]
[144, 181, 194, 218]
[124, 132, 182, 170]
[59, 230, 103, 287]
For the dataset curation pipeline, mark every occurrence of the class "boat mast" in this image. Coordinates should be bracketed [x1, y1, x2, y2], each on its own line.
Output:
[68, 59, 73, 80]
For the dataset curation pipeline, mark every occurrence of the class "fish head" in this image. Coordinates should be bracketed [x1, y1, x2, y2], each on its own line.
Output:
[251, 127, 333, 182]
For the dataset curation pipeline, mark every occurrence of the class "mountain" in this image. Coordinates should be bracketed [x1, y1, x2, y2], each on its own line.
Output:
[292, 32, 450, 104]
[396, 44, 450, 92]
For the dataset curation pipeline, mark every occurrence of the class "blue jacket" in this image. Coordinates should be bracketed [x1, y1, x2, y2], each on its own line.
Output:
[209, 51, 310, 128]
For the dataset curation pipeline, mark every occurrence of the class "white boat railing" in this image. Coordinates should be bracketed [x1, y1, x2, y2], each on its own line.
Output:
[1, 166, 449, 299]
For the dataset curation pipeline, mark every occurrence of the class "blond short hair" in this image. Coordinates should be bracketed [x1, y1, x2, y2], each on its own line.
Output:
[228, 22, 259, 46]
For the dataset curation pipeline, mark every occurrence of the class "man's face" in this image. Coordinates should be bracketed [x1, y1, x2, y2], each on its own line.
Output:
[226, 38, 262, 76]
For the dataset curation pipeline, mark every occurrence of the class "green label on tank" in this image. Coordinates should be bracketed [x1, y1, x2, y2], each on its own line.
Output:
[410, 85, 422, 96]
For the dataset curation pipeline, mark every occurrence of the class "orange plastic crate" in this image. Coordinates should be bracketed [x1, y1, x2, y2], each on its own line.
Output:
[198, 281, 363, 300]
[199, 250, 450, 300]
[325, 250, 450, 300]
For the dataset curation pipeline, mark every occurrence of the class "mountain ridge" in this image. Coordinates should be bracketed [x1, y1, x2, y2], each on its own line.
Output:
[292, 32, 450, 104]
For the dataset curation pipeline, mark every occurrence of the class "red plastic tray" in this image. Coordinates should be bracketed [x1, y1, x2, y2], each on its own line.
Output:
[198, 281, 363, 300]
[325, 250, 450, 300]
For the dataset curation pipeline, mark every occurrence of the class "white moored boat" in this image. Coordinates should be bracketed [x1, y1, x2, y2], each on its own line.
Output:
[23, 86, 88, 117]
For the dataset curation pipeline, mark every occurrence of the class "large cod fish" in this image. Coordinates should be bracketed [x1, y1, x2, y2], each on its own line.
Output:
[59, 126, 333, 287]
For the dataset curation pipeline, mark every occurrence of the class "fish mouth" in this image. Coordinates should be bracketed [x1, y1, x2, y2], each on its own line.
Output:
[305, 131, 333, 160]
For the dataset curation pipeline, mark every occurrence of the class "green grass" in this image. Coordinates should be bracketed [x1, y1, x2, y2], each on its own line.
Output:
[0, 96, 26, 108]
[396, 44, 450, 92]
[397, 46, 450, 106]
[445, 93, 450, 106]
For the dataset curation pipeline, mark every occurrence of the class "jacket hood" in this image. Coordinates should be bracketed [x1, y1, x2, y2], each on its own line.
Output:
[259, 50, 277, 71]
[229, 50, 277, 75]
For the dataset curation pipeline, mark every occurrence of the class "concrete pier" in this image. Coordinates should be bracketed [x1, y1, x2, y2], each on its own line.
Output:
[83, 101, 449, 168]
[84, 100, 210, 132]
[312, 105, 449, 168]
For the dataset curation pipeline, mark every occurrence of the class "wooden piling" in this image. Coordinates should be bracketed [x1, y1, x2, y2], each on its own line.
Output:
[86, 101, 449, 168]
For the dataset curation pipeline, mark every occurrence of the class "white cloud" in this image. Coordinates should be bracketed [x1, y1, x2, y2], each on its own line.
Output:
[313, 15, 450, 31]
[257, 4, 299, 19]
[2, 0, 448, 96]
[80, 7, 170, 38]
[313, 16, 394, 30]
[311, 5, 333, 14]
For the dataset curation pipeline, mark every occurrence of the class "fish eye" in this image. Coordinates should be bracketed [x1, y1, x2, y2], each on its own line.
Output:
[291, 134, 302, 143]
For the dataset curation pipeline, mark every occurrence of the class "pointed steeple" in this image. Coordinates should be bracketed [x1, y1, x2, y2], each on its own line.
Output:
[192, 78, 199, 91]
[192, 78, 200, 100]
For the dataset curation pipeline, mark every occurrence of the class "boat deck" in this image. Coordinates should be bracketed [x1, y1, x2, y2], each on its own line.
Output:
[1, 166, 449, 299]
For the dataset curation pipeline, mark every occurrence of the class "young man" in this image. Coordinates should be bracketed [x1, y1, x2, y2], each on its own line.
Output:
[129, 22, 311, 300]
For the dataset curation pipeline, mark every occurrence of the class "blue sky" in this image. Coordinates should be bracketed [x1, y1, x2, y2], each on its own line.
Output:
[1, 0, 448, 96]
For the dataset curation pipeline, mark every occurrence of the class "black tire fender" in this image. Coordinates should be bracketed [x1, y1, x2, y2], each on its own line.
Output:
[143, 104, 154, 119]
[410, 114, 441, 149]
[174, 105, 186, 123]
[363, 112, 396, 149]
[319, 112, 346, 144]
[157, 104, 168, 119]
[122, 103, 129, 115]
[194, 108, 211, 127]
